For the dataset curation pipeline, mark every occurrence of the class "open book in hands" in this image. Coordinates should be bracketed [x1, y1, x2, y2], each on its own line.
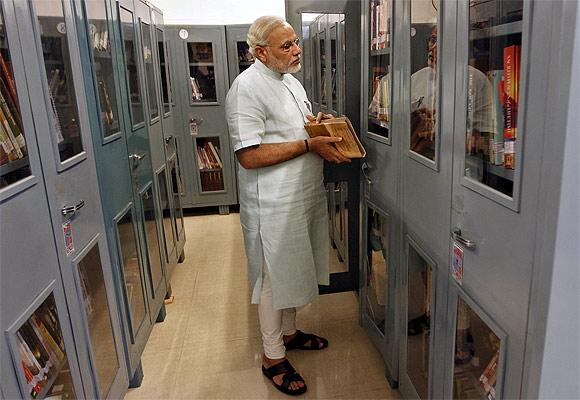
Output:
[304, 117, 366, 158]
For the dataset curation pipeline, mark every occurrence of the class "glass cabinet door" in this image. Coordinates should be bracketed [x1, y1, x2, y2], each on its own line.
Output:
[84, 0, 120, 138]
[236, 41, 254, 74]
[188, 42, 217, 103]
[140, 20, 158, 121]
[156, 28, 171, 115]
[141, 186, 164, 293]
[409, 0, 439, 162]
[116, 208, 148, 339]
[406, 243, 434, 399]
[452, 296, 505, 400]
[76, 243, 119, 398]
[33, 0, 84, 163]
[195, 136, 224, 192]
[367, 0, 392, 140]
[170, 159, 185, 241]
[464, 0, 523, 198]
[12, 293, 77, 399]
[0, 6, 30, 189]
[119, 7, 144, 127]
[318, 31, 326, 109]
[156, 168, 175, 262]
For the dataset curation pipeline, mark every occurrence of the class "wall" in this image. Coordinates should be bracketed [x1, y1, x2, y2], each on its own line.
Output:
[150, 0, 285, 25]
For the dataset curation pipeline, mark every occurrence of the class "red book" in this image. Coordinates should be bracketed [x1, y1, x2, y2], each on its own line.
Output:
[503, 45, 520, 140]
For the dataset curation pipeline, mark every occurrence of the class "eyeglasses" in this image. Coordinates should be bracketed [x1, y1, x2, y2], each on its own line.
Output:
[261, 38, 301, 53]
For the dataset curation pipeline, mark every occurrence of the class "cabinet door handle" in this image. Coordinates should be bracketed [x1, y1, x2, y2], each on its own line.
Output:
[61, 200, 85, 216]
[362, 162, 373, 183]
[452, 228, 476, 249]
[164, 135, 173, 144]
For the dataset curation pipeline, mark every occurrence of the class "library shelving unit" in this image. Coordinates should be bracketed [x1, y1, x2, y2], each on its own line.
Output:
[167, 25, 237, 214]
[1, 0, 127, 398]
[225, 24, 253, 86]
[357, 0, 580, 398]
[73, 0, 185, 388]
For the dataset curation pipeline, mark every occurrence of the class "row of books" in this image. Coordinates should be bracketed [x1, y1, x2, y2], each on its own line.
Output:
[0, 52, 27, 168]
[478, 349, 500, 399]
[90, 26, 110, 53]
[197, 141, 222, 171]
[15, 303, 66, 398]
[200, 171, 224, 192]
[487, 44, 521, 170]
[370, 0, 390, 50]
[368, 72, 390, 122]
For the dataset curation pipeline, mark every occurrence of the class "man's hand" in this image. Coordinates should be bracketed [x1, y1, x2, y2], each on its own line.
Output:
[307, 112, 334, 124]
[308, 136, 351, 164]
[411, 108, 436, 140]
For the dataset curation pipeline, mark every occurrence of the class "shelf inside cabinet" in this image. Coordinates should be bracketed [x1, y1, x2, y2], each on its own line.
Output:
[0, 156, 29, 176]
[486, 163, 514, 180]
[92, 49, 112, 59]
[368, 116, 389, 130]
[189, 62, 214, 67]
[370, 47, 390, 57]
[470, 21, 522, 41]
[35, 359, 67, 400]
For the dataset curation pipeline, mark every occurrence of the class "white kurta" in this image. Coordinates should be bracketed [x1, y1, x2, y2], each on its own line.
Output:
[225, 59, 330, 310]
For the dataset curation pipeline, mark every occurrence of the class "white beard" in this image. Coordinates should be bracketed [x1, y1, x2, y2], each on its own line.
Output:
[267, 50, 301, 74]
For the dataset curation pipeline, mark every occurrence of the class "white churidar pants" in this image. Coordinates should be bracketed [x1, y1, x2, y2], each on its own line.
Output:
[258, 269, 297, 359]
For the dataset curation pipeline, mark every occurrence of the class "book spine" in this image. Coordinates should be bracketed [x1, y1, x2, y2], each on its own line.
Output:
[208, 141, 222, 168]
[0, 53, 19, 112]
[0, 101, 23, 158]
[0, 88, 25, 154]
[503, 45, 517, 140]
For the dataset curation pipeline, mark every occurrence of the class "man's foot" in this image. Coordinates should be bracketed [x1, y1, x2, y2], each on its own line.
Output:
[262, 356, 306, 393]
[284, 330, 329, 351]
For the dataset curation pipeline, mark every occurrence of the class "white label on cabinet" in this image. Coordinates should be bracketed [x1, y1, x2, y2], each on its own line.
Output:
[452, 243, 463, 284]
[62, 220, 74, 256]
[179, 29, 189, 40]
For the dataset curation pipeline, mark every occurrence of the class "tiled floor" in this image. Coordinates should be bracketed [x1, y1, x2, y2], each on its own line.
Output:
[125, 212, 400, 399]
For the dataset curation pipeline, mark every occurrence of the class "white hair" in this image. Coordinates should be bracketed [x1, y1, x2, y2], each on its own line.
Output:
[247, 16, 287, 56]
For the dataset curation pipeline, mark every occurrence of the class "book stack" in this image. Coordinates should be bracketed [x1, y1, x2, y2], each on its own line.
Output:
[91, 26, 110, 53]
[0, 52, 27, 168]
[197, 141, 222, 171]
[369, 72, 390, 122]
[370, 0, 390, 50]
[15, 303, 66, 398]
[486, 44, 521, 171]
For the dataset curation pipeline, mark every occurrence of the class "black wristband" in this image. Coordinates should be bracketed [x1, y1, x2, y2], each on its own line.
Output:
[304, 139, 309, 153]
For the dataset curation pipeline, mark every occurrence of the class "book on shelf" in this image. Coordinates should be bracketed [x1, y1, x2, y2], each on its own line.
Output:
[189, 76, 203, 101]
[0, 52, 19, 111]
[368, 73, 390, 122]
[304, 116, 366, 158]
[503, 44, 520, 169]
[479, 349, 500, 398]
[370, 0, 390, 50]
[487, 70, 504, 166]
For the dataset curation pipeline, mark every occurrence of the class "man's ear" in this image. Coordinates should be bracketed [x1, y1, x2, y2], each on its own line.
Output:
[255, 46, 268, 64]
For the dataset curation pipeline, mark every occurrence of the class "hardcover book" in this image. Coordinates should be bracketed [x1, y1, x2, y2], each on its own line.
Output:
[304, 117, 366, 159]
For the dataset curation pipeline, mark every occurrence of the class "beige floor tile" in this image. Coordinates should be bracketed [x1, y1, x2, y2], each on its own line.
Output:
[125, 212, 401, 400]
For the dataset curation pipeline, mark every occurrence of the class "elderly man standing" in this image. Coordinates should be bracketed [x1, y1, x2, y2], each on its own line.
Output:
[225, 15, 350, 396]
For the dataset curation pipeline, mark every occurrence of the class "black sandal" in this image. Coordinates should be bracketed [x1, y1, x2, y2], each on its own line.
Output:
[262, 359, 307, 396]
[285, 330, 329, 351]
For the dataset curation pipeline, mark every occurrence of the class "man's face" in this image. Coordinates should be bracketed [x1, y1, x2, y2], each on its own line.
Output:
[263, 24, 301, 74]
[428, 27, 437, 69]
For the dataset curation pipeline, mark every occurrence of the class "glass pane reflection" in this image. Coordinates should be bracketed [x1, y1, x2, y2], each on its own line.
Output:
[453, 297, 502, 400]
[410, 0, 439, 161]
[120, 8, 144, 126]
[406, 244, 433, 399]
[465, 0, 523, 197]
[188, 42, 216, 102]
[77, 243, 118, 398]
[142, 187, 163, 292]
[34, 0, 84, 162]
[366, 208, 389, 334]
[117, 209, 147, 337]
[157, 169, 175, 262]
[140, 21, 158, 121]
[85, 0, 120, 138]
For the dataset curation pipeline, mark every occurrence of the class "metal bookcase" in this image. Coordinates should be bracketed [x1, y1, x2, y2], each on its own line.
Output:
[359, 0, 580, 399]
[72, 0, 185, 388]
[167, 25, 237, 214]
[1, 0, 128, 398]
